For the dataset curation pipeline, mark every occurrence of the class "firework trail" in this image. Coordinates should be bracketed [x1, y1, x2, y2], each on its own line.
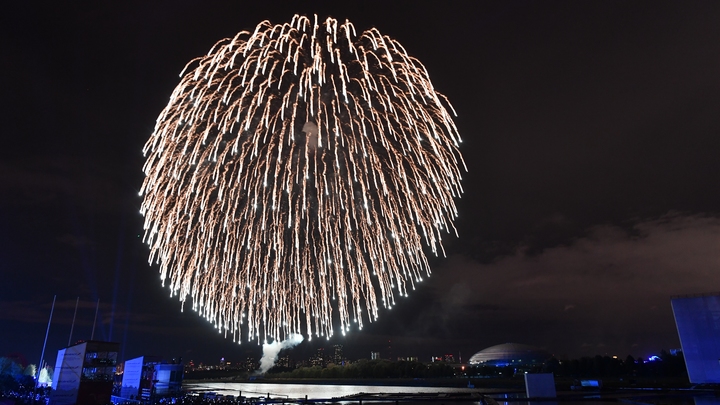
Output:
[140, 15, 465, 344]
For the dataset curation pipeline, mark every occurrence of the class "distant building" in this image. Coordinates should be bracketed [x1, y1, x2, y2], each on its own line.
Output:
[671, 292, 720, 383]
[276, 355, 291, 368]
[332, 345, 344, 365]
[370, 351, 380, 360]
[242, 357, 257, 372]
[50, 340, 119, 405]
[118, 356, 183, 401]
[468, 343, 552, 368]
[311, 348, 325, 367]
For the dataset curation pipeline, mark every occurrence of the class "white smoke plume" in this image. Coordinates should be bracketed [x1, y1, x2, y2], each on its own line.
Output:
[258, 333, 304, 374]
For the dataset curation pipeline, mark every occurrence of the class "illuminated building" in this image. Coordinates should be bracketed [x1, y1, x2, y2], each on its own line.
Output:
[370, 352, 380, 360]
[671, 292, 720, 383]
[118, 356, 183, 401]
[430, 354, 456, 363]
[276, 355, 291, 368]
[311, 348, 325, 367]
[332, 345, 344, 365]
[242, 357, 257, 372]
[50, 340, 118, 405]
[468, 343, 551, 367]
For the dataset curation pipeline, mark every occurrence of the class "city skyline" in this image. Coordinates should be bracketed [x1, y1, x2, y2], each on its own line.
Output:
[2, 1, 720, 366]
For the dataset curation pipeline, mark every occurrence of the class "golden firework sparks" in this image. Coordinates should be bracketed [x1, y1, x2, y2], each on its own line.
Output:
[140, 14, 465, 344]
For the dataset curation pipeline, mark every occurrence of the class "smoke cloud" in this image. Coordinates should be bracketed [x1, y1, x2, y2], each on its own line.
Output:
[258, 333, 304, 374]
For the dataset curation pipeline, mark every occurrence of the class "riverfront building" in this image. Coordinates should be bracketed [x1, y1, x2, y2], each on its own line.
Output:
[118, 356, 183, 400]
[50, 340, 119, 405]
[671, 292, 720, 383]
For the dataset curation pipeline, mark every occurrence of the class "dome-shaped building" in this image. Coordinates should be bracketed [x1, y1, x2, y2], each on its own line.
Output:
[468, 343, 552, 367]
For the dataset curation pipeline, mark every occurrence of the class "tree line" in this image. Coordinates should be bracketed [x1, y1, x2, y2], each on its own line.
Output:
[267, 359, 456, 379]
[463, 350, 687, 380]
[263, 351, 687, 381]
[0, 357, 37, 392]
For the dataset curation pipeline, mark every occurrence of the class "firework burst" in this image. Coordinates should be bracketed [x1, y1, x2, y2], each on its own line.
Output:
[140, 14, 464, 343]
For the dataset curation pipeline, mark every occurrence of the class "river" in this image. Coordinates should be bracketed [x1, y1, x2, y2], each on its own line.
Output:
[184, 381, 489, 399]
[183, 381, 720, 405]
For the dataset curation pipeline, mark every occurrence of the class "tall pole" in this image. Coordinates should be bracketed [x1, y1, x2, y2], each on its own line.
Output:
[91, 299, 99, 340]
[36, 295, 56, 390]
[68, 297, 79, 346]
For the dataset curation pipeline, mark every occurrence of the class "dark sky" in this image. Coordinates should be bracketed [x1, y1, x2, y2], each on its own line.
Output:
[2, 0, 720, 367]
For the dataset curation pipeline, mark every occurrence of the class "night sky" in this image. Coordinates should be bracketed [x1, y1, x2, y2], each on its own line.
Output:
[2, 1, 720, 367]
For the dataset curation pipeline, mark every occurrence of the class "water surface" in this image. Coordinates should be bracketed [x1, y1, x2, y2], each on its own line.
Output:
[184, 382, 486, 399]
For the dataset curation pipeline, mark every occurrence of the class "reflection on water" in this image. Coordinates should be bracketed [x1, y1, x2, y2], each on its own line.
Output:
[184, 382, 482, 399]
[185, 382, 720, 405]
